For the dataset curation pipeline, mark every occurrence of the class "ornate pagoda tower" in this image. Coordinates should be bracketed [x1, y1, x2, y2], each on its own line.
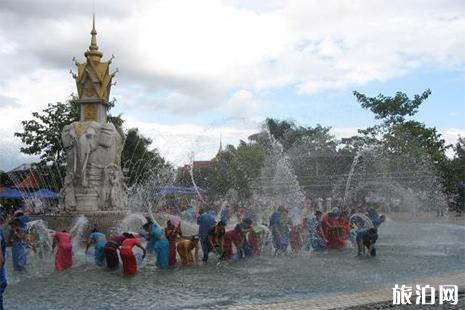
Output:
[73, 15, 115, 123]
[59, 16, 127, 213]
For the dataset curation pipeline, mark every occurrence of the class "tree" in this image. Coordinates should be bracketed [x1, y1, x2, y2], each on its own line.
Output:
[353, 89, 431, 124]
[352, 89, 448, 166]
[443, 137, 465, 211]
[351, 89, 451, 211]
[15, 100, 80, 165]
[122, 128, 170, 187]
[15, 98, 124, 165]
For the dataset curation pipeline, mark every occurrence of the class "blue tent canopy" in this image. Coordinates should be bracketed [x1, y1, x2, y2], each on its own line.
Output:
[29, 189, 58, 199]
[157, 185, 206, 196]
[0, 188, 25, 199]
[0, 188, 58, 200]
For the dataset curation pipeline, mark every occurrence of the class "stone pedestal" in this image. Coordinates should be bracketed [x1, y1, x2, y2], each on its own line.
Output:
[75, 193, 99, 212]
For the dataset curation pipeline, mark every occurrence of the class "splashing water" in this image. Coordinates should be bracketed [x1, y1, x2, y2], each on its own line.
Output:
[69, 215, 89, 250]
[116, 213, 147, 234]
[26, 220, 53, 258]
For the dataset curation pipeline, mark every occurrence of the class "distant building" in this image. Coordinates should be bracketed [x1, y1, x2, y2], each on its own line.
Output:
[177, 139, 224, 177]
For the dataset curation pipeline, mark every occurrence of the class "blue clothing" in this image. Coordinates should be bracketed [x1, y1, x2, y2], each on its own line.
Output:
[270, 211, 289, 252]
[154, 239, 169, 268]
[12, 241, 27, 271]
[89, 232, 107, 267]
[220, 208, 230, 224]
[149, 225, 169, 268]
[367, 208, 381, 228]
[17, 215, 31, 231]
[0, 229, 6, 310]
[200, 236, 209, 262]
[269, 212, 280, 226]
[185, 207, 194, 222]
[307, 217, 326, 251]
[197, 213, 215, 238]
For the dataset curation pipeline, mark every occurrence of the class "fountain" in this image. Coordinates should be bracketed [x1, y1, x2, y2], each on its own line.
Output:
[5, 16, 463, 310]
[39, 17, 129, 235]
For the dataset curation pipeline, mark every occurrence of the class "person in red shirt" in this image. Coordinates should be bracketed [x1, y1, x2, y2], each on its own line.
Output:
[104, 233, 129, 270]
[52, 230, 73, 272]
[248, 224, 268, 256]
[222, 224, 243, 260]
[321, 208, 345, 249]
[290, 223, 304, 253]
[165, 219, 182, 267]
[208, 221, 226, 259]
[119, 234, 146, 276]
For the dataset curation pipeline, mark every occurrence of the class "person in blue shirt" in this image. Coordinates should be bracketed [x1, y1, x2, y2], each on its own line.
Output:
[367, 207, 385, 228]
[306, 210, 326, 251]
[14, 210, 31, 232]
[143, 222, 169, 268]
[0, 214, 7, 310]
[220, 205, 231, 225]
[197, 208, 215, 262]
[86, 228, 107, 267]
[8, 219, 27, 271]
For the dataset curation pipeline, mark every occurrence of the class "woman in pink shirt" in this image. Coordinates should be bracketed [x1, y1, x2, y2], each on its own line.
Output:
[52, 230, 73, 272]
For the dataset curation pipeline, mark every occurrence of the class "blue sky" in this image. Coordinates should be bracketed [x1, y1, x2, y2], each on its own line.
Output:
[0, 0, 464, 170]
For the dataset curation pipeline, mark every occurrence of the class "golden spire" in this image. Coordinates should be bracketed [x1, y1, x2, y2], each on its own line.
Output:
[84, 14, 103, 61]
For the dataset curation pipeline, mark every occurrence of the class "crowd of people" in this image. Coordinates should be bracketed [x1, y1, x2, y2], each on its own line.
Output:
[0, 204, 385, 309]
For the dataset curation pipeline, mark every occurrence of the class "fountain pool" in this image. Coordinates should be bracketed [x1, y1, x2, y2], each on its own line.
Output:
[4, 220, 465, 309]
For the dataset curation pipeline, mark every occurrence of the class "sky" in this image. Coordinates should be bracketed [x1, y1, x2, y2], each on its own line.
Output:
[0, 0, 464, 171]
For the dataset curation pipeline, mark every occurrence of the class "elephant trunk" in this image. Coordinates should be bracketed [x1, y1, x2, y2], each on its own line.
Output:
[78, 135, 92, 187]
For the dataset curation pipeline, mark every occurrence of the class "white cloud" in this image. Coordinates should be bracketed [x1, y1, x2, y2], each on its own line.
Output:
[0, 0, 464, 168]
[124, 117, 257, 166]
[226, 90, 264, 118]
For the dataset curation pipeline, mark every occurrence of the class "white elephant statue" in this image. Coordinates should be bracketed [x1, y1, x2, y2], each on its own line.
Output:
[59, 121, 127, 212]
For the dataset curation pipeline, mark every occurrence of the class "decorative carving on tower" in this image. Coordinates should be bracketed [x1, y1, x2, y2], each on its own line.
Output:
[59, 16, 127, 213]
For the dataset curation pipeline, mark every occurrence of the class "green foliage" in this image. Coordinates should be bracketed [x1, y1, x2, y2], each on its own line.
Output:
[15, 99, 125, 165]
[443, 137, 465, 210]
[210, 141, 265, 199]
[176, 140, 265, 200]
[353, 89, 431, 123]
[15, 100, 80, 164]
[122, 128, 170, 187]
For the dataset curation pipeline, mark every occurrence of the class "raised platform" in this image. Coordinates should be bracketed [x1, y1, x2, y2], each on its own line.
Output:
[32, 210, 130, 235]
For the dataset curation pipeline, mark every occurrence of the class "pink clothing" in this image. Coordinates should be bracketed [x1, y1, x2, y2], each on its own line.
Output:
[54, 231, 73, 272]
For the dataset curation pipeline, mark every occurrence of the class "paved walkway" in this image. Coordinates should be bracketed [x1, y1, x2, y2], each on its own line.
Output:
[229, 272, 465, 310]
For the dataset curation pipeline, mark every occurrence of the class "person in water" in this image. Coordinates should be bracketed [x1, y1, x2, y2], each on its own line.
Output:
[321, 208, 346, 249]
[222, 224, 243, 260]
[14, 210, 30, 232]
[86, 228, 107, 267]
[367, 207, 385, 228]
[356, 227, 378, 257]
[8, 219, 27, 271]
[270, 206, 290, 255]
[52, 229, 73, 272]
[119, 234, 146, 276]
[176, 236, 200, 265]
[143, 222, 169, 268]
[249, 224, 268, 256]
[0, 214, 8, 310]
[104, 233, 130, 270]
[307, 210, 327, 251]
[208, 221, 226, 259]
[197, 208, 215, 262]
[165, 219, 182, 267]
[290, 222, 304, 254]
